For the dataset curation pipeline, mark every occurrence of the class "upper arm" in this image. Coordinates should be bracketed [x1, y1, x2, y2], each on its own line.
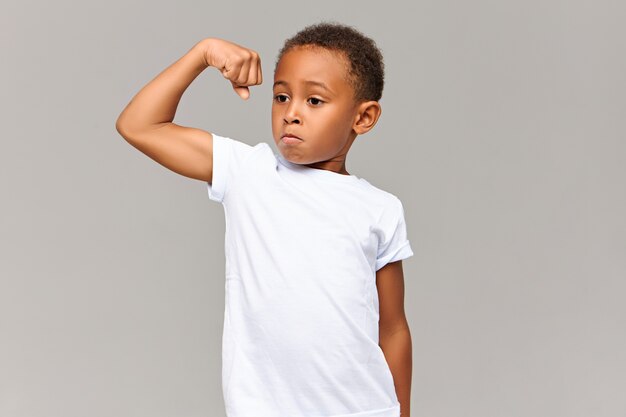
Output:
[116, 121, 214, 183]
[376, 259, 409, 339]
[375, 197, 414, 272]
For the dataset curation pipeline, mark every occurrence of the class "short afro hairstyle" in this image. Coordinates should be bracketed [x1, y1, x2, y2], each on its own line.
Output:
[274, 21, 385, 103]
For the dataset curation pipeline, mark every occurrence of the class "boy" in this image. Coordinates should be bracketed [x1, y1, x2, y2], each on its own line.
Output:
[116, 21, 414, 417]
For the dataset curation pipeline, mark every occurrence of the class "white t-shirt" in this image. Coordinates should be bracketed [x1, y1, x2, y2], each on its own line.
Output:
[207, 133, 414, 417]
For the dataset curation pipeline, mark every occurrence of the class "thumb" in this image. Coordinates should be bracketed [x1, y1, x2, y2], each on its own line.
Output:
[231, 82, 250, 100]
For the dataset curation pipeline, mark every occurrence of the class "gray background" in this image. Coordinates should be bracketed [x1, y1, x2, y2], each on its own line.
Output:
[1, 0, 624, 416]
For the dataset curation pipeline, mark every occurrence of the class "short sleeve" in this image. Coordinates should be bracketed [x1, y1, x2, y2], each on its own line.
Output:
[207, 133, 255, 203]
[375, 197, 415, 271]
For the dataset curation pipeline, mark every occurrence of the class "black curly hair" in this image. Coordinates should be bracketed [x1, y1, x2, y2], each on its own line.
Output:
[274, 21, 385, 104]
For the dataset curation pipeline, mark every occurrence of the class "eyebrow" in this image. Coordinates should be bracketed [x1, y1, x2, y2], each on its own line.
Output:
[273, 80, 334, 94]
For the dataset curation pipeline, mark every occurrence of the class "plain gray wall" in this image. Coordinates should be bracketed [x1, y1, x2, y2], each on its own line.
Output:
[1, 0, 624, 416]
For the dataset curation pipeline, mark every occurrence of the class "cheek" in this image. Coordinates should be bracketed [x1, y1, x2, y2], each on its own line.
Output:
[272, 106, 284, 119]
[321, 110, 352, 131]
[271, 113, 281, 136]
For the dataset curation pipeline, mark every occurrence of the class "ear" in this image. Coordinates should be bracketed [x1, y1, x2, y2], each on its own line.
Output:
[353, 101, 382, 135]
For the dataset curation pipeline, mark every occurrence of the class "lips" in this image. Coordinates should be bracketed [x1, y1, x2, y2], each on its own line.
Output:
[282, 133, 301, 140]
[281, 134, 303, 145]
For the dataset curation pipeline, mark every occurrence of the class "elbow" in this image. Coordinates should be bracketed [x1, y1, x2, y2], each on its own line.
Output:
[115, 114, 134, 142]
[115, 119, 125, 138]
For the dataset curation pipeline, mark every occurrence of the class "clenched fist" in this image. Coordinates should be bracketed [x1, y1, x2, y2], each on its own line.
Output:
[201, 38, 263, 100]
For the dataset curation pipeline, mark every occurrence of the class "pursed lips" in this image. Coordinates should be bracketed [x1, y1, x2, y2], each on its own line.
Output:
[282, 134, 302, 140]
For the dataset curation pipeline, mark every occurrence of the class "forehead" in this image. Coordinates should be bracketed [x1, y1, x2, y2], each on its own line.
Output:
[273, 46, 351, 92]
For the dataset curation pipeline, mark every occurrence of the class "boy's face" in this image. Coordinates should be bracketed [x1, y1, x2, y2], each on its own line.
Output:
[272, 46, 367, 174]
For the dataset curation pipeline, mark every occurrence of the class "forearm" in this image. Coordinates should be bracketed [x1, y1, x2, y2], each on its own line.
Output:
[379, 326, 412, 417]
[116, 39, 212, 135]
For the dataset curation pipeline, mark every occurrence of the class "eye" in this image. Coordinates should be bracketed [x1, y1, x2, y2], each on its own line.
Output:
[308, 97, 324, 106]
[273, 94, 288, 103]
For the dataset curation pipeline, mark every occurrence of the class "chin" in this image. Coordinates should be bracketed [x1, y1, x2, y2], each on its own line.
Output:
[280, 152, 306, 164]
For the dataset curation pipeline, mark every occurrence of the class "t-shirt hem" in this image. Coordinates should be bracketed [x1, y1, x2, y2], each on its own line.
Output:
[322, 403, 401, 417]
[226, 403, 400, 417]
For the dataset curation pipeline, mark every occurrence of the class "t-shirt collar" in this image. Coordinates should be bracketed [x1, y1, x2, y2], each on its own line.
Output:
[276, 153, 360, 183]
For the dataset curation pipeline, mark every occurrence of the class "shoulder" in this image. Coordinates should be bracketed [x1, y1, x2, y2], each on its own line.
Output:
[212, 133, 273, 166]
[206, 134, 274, 203]
[356, 178, 406, 217]
[214, 133, 268, 153]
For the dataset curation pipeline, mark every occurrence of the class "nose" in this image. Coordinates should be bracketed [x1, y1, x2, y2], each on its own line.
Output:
[283, 102, 301, 124]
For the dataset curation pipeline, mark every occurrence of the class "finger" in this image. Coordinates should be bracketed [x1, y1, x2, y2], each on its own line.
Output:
[254, 57, 263, 85]
[248, 60, 259, 85]
[236, 55, 251, 85]
[248, 53, 261, 85]
[232, 83, 250, 100]
[220, 64, 232, 79]
[221, 57, 239, 80]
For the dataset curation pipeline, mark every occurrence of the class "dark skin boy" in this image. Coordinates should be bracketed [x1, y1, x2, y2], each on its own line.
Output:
[116, 37, 412, 416]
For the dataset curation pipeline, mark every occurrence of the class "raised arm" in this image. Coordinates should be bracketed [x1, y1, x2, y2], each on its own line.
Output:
[115, 38, 263, 183]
